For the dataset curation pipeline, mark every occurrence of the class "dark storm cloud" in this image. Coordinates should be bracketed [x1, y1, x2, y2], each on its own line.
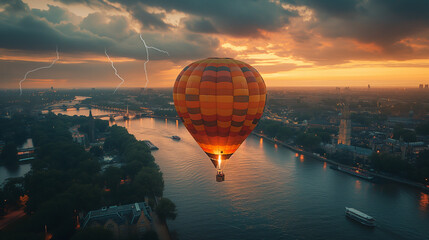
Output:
[183, 17, 218, 34]
[0, 12, 115, 53]
[289, 0, 359, 17]
[288, 0, 429, 50]
[0, 0, 28, 12]
[126, 3, 172, 31]
[110, 0, 297, 37]
[0, 0, 219, 61]
[53, 0, 117, 9]
[31, 4, 80, 24]
[80, 12, 132, 40]
[55, 0, 171, 31]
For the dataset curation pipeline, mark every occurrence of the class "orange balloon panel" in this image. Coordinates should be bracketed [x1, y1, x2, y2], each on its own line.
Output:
[173, 58, 266, 161]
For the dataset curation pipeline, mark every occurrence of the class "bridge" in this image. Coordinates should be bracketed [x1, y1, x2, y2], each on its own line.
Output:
[43, 103, 163, 120]
[44, 103, 91, 111]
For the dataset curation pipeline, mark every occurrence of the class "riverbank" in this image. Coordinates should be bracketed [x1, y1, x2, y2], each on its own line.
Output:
[251, 132, 429, 192]
[106, 115, 429, 240]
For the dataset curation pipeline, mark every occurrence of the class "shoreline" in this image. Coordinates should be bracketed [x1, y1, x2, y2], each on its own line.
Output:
[251, 132, 428, 192]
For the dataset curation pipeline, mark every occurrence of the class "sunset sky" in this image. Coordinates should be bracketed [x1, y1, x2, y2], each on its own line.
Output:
[1, 0, 429, 89]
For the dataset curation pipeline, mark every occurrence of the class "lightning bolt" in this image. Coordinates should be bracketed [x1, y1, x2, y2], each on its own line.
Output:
[19, 46, 59, 95]
[105, 48, 125, 94]
[139, 34, 169, 90]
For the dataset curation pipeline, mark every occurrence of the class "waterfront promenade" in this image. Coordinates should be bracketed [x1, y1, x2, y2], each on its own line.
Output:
[251, 132, 428, 192]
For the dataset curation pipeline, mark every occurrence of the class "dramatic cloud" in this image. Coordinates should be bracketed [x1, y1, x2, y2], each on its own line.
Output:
[292, 0, 429, 48]
[111, 0, 297, 37]
[2, 0, 429, 88]
[31, 4, 81, 24]
[183, 17, 218, 34]
[0, 0, 219, 61]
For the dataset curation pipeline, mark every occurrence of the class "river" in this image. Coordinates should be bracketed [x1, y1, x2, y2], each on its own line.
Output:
[14, 107, 429, 239]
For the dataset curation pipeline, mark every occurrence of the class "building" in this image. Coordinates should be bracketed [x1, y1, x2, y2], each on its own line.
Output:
[338, 104, 351, 145]
[89, 109, 95, 143]
[70, 126, 86, 145]
[336, 144, 373, 160]
[386, 138, 428, 161]
[82, 202, 153, 239]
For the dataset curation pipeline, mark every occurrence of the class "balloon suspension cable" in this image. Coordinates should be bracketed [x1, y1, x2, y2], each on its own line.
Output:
[216, 153, 225, 182]
[217, 154, 223, 174]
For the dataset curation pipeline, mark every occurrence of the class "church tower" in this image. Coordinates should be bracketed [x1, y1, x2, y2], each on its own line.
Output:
[338, 103, 351, 145]
[89, 109, 95, 143]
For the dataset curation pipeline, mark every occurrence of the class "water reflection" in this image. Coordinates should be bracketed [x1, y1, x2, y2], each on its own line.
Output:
[355, 180, 361, 190]
[51, 108, 429, 240]
[420, 193, 429, 211]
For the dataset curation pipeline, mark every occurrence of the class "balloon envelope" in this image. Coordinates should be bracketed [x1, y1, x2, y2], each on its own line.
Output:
[173, 58, 266, 163]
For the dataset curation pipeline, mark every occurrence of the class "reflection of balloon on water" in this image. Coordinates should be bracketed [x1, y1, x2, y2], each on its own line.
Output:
[173, 58, 266, 182]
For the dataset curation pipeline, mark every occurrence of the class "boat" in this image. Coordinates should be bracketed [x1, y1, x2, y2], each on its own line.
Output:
[345, 207, 376, 227]
[172, 135, 181, 140]
[143, 140, 158, 150]
[332, 165, 374, 181]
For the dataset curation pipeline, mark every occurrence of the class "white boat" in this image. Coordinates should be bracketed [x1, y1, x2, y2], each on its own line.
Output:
[345, 207, 376, 227]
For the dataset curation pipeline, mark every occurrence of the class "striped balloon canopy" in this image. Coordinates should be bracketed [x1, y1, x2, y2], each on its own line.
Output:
[173, 58, 266, 167]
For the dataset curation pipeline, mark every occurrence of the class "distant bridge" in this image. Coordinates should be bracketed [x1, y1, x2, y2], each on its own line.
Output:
[43, 103, 173, 120]
[44, 103, 91, 111]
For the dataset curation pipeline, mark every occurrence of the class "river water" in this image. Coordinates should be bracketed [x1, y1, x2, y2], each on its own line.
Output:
[16, 107, 429, 239]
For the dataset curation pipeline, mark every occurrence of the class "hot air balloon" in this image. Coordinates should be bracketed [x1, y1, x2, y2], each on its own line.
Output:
[173, 58, 266, 182]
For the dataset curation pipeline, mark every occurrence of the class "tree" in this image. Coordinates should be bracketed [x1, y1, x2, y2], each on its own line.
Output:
[142, 230, 159, 240]
[155, 198, 177, 223]
[134, 167, 164, 198]
[415, 150, 429, 184]
[295, 133, 321, 150]
[2, 178, 24, 208]
[0, 142, 18, 166]
[71, 227, 115, 240]
[103, 167, 123, 190]
[89, 146, 103, 158]
[369, 153, 410, 176]
[393, 124, 416, 142]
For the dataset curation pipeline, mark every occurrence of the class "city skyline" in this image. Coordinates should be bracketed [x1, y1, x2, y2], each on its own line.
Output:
[2, 0, 429, 89]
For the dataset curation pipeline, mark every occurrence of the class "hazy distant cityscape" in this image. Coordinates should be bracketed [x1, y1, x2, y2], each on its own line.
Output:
[0, 86, 428, 239]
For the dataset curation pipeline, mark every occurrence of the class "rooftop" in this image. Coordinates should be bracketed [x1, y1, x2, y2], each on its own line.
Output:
[82, 202, 152, 228]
